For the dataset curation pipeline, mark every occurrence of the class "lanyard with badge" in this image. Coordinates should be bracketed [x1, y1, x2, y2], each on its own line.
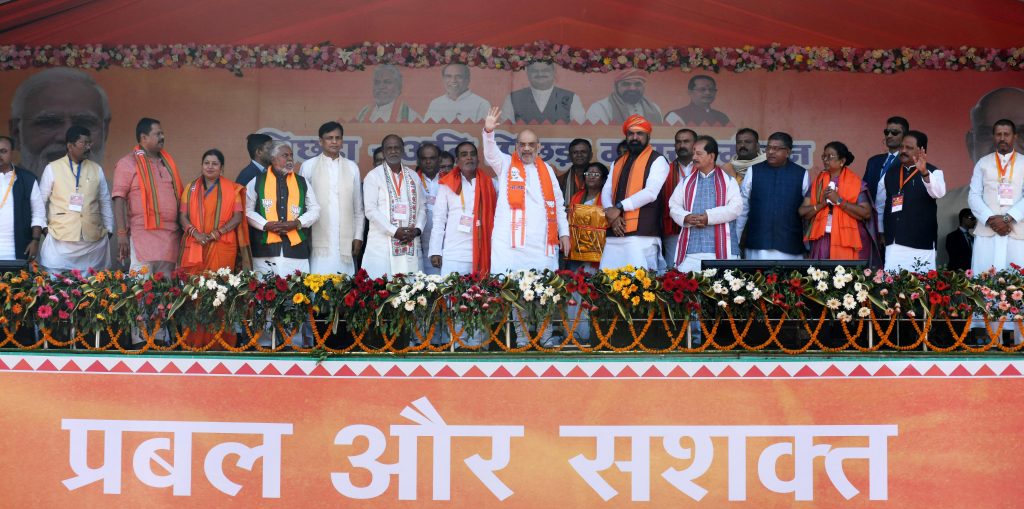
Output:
[0, 168, 15, 210]
[388, 168, 409, 222]
[457, 177, 474, 233]
[67, 156, 86, 212]
[998, 152, 1017, 206]
[890, 165, 918, 213]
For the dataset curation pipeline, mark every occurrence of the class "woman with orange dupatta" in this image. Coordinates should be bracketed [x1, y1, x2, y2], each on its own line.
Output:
[800, 141, 876, 260]
[178, 149, 251, 348]
[567, 161, 610, 271]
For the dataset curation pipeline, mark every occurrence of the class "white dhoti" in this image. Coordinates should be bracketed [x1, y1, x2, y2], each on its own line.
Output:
[254, 256, 310, 277]
[744, 249, 805, 261]
[884, 244, 936, 272]
[39, 236, 110, 272]
[661, 234, 679, 272]
[600, 236, 662, 270]
[309, 257, 355, 276]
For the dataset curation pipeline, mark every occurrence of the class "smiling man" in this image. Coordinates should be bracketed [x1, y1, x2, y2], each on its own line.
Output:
[737, 132, 809, 261]
[424, 64, 491, 123]
[355, 65, 420, 123]
[501, 61, 585, 124]
[665, 75, 730, 127]
[586, 69, 662, 125]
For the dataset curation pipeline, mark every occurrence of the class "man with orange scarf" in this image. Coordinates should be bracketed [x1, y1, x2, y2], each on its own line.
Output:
[481, 106, 569, 347]
[244, 142, 320, 276]
[429, 141, 496, 275]
[112, 118, 182, 276]
[601, 114, 670, 270]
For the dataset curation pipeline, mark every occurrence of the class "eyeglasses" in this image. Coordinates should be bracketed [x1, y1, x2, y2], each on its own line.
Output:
[765, 145, 789, 153]
[821, 154, 837, 161]
[583, 171, 602, 177]
[883, 129, 902, 136]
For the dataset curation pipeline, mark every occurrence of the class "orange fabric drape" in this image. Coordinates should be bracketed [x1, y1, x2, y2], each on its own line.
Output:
[439, 167, 497, 273]
[610, 145, 653, 233]
[806, 167, 863, 259]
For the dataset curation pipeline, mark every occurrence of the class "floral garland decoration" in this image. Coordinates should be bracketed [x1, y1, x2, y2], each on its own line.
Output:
[1, 41, 1022, 75]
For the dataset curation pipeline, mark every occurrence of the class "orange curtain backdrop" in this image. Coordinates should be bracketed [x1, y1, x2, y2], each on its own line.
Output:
[2, 0, 1024, 47]
[2, 356, 1024, 507]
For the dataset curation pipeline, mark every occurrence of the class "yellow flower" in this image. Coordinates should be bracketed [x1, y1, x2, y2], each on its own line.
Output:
[636, 268, 646, 280]
[640, 277, 652, 289]
[628, 284, 638, 293]
[623, 265, 636, 272]
[292, 293, 307, 304]
[643, 291, 655, 303]
[631, 296, 640, 306]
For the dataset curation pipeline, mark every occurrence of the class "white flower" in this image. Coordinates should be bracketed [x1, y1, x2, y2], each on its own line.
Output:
[854, 282, 864, 292]
[856, 290, 869, 302]
[191, 292, 199, 300]
[702, 268, 718, 278]
[217, 267, 231, 277]
[826, 298, 840, 310]
[416, 295, 427, 307]
[817, 281, 828, 292]
[552, 294, 561, 303]
[205, 279, 218, 290]
[751, 289, 763, 300]
[540, 296, 548, 305]
[858, 307, 870, 318]
[404, 300, 416, 311]
[213, 296, 224, 307]
[843, 295, 857, 310]
[544, 287, 555, 297]
[426, 283, 437, 292]
[228, 275, 241, 288]
[733, 295, 746, 304]
[712, 282, 724, 294]
[717, 300, 727, 307]
[837, 311, 850, 322]
[729, 279, 744, 291]
[745, 282, 755, 291]
[524, 290, 535, 302]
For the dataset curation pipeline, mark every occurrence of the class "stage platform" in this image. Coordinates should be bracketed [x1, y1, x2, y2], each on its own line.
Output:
[1, 350, 1021, 507]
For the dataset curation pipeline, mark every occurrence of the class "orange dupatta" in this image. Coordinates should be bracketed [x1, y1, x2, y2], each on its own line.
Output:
[610, 145, 654, 233]
[508, 152, 558, 254]
[133, 146, 183, 230]
[440, 167, 497, 273]
[806, 167, 862, 259]
[179, 176, 248, 269]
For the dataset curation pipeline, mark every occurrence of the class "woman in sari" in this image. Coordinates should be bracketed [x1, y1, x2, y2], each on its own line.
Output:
[565, 162, 609, 343]
[178, 149, 250, 348]
[800, 141, 875, 260]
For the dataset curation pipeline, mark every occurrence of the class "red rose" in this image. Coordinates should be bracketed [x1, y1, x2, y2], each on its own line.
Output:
[929, 292, 942, 305]
[265, 290, 277, 301]
[275, 278, 289, 292]
[344, 292, 356, 307]
[143, 280, 153, 292]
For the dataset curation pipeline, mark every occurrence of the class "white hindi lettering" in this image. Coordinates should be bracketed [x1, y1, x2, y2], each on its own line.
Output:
[560, 424, 897, 503]
[330, 396, 524, 501]
[61, 419, 292, 498]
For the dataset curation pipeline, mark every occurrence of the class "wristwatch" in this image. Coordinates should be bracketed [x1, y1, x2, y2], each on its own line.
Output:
[615, 201, 625, 212]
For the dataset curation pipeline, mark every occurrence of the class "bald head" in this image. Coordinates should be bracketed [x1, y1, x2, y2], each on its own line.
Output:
[9, 68, 111, 175]
[515, 129, 540, 164]
[967, 87, 1024, 162]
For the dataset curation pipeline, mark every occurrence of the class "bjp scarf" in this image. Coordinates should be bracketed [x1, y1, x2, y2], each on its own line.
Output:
[259, 169, 304, 246]
[508, 152, 558, 254]
[610, 144, 654, 233]
[180, 176, 248, 266]
[674, 167, 730, 267]
[805, 167, 863, 259]
[440, 167, 497, 273]
[132, 145, 183, 230]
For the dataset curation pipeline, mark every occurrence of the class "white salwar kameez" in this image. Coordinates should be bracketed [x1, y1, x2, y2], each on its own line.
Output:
[483, 129, 569, 347]
[38, 163, 114, 271]
[362, 164, 425, 278]
[245, 174, 321, 278]
[0, 170, 45, 260]
[599, 150, 670, 270]
[875, 168, 947, 272]
[300, 154, 364, 275]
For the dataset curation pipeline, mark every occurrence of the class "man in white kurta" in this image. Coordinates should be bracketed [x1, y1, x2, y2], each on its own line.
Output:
[482, 107, 570, 347]
[968, 121, 1024, 274]
[39, 127, 114, 271]
[669, 136, 742, 272]
[0, 137, 45, 262]
[416, 143, 443, 275]
[601, 115, 669, 270]
[874, 131, 947, 271]
[423, 64, 491, 123]
[299, 122, 364, 275]
[354, 65, 421, 123]
[362, 135, 425, 278]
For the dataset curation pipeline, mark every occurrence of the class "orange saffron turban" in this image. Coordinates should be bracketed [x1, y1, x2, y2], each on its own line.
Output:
[622, 114, 652, 135]
[615, 68, 648, 84]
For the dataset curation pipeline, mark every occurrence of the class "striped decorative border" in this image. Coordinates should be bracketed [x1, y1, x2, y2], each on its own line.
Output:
[0, 355, 1020, 379]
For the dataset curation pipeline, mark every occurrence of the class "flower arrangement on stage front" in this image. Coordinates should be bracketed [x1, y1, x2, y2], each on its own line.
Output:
[696, 268, 766, 318]
[2, 42, 1020, 75]
[303, 272, 347, 333]
[0, 270, 34, 334]
[443, 272, 508, 339]
[383, 272, 446, 337]
[179, 268, 256, 334]
[798, 265, 871, 323]
[594, 265, 661, 320]
[255, 271, 309, 333]
[336, 269, 389, 333]
[498, 269, 567, 327]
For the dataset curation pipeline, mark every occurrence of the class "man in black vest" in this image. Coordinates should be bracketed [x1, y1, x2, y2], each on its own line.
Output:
[737, 132, 808, 260]
[877, 130, 946, 271]
[0, 136, 44, 262]
[601, 115, 669, 269]
[945, 208, 975, 271]
[500, 62, 584, 125]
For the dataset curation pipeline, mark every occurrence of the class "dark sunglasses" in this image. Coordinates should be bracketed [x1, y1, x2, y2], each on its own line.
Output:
[883, 129, 902, 136]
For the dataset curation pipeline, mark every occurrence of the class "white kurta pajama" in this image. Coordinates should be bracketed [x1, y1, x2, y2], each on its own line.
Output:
[362, 165, 425, 278]
[874, 167, 947, 271]
[599, 149, 670, 270]
[38, 162, 114, 271]
[300, 154, 364, 275]
[483, 129, 569, 347]
[968, 151, 1024, 341]
[429, 175, 483, 275]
